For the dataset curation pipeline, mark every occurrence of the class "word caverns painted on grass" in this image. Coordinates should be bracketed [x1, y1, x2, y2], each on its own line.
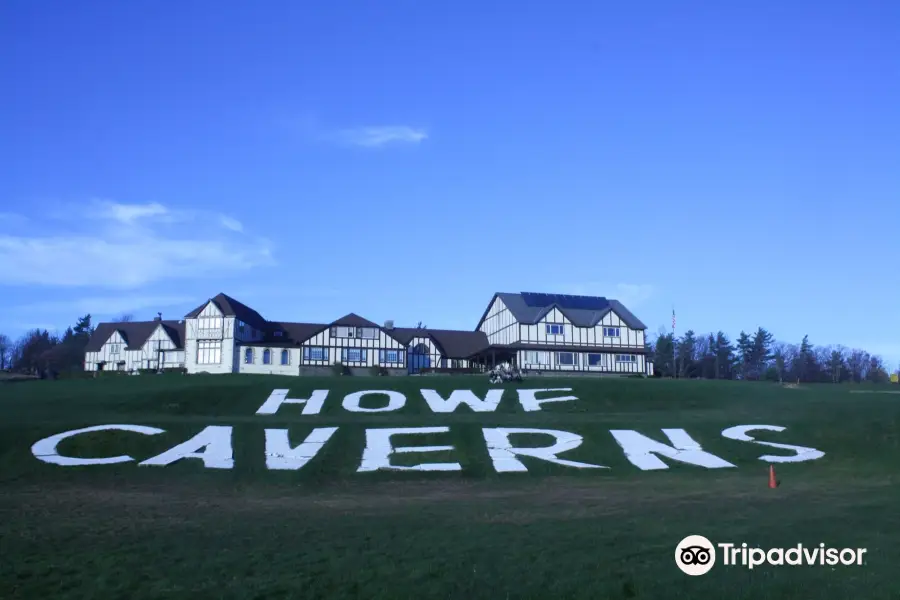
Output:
[30, 388, 826, 474]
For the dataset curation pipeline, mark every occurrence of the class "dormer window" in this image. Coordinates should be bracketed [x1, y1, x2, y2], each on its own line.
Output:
[274, 331, 283, 337]
[546, 324, 564, 335]
[603, 327, 621, 338]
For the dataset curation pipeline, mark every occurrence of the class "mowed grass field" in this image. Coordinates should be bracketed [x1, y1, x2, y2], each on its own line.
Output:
[2, 375, 900, 599]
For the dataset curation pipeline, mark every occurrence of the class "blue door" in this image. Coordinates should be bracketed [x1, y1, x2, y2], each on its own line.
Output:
[408, 343, 431, 374]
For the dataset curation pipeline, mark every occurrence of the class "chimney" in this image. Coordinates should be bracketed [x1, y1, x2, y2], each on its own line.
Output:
[154, 312, 162, 322]
[384, 320, 394, 330]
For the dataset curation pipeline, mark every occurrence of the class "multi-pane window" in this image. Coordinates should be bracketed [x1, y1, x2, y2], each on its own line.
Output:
[303, 347, 329, 361]
[342, 348, 367, 362]
[615, 354, 637, 363]
[108, 343, 121, 355]
[380, 349, 402, 363]
[197, 341, 222, 364]
[588, 353, 604, 366]
[546, 324, 564, 335]
[557, 352, 577, 366]
[603, 327, 621, 338]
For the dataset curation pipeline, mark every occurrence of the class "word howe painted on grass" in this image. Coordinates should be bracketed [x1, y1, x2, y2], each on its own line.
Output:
[254, 387, 577, 414]
[29, 388, 826, 475]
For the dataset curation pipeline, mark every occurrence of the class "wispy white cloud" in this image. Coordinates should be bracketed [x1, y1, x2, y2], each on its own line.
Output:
[558, 282, 656, 307]
[0, 200, 272, 288]
[326, 125, 428, 148]
[282, 114, 429, 149]
[219, 215, 244, 233]
[88, 200, 169, 224]
[17, 294, 196, 318]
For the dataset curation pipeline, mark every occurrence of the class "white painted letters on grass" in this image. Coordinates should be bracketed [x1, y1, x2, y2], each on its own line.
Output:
[264, 427, 338, 470]
[609, 429, 735, 471]
[342, 390, 406, 413]
[516, 389, 578, 412]
[721, 425, 825, 463]
[420, 389, 504, 413]
[358, 427, 461, 472]
[255, 389, 328, 415]
[31, 424, 165, 466]
[482, 427, 606, 472]
[140, 425, 234, 469]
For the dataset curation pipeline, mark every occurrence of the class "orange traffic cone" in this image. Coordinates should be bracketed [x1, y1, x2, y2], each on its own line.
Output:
[768, 464, 778, 488]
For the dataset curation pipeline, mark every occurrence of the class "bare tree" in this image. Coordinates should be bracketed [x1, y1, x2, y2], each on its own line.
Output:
[112, 313, 134, 323]
[0, 333, 10, 370]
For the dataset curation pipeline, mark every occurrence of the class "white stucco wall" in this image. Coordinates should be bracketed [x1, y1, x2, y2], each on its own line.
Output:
[479, 297, 520, 345]
[238, 347, 300, 375]
[184, 302, 238, 374]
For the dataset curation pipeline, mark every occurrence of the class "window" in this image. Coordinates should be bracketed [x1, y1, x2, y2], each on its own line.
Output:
[198, 317, 223, 330]
[546, 324, 564, 335]
[525, 351, 550, 365]
[197, 341, 222, 364]
[615, 354, 637, 363]
[274, 331, 283, 337]
[108, 343, 121, 355]
[603, 327, 621, 338]
[244, 348, 254, 364]
[557, 352, 576, 366]
[238, 321, 244, 334]
[263, 349, 271, 364]
[380, 349, 401, 363]
[342, 348, 367, 362]
[281, 349, 289, 365]
[588, 353, 603, 366]
[303, 347, 329, 361]
[360, 328, 378, 339]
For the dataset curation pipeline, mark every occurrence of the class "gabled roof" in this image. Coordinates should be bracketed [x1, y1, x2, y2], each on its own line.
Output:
[389, 327, 490, 359]
[330, 313, 380, 328]
[262, 321, 329, 346]
[85, 320, 185, 352]
[476, 292, 647, 331]
[185, 293, 268, 330]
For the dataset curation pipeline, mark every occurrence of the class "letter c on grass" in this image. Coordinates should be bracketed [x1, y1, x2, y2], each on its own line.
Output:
[31, 424, 165, 466]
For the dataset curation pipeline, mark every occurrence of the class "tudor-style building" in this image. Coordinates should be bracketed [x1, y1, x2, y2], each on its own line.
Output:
[84, 318, 185, 372]
[83, 291, 654, 376]
[475, 292, 652, 375]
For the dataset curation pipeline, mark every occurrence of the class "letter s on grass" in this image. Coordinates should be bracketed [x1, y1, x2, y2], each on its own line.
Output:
[720, 425, 824, 463]
[32, 424, 165, 466]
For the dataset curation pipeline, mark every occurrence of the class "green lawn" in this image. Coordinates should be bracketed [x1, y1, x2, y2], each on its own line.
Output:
[2, 375, 899, 599]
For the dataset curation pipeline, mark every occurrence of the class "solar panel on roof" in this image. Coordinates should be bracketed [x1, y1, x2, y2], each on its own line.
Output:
[520, 292, 608, 310]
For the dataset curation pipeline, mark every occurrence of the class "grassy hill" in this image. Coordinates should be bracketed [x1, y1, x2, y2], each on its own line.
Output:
[2, 375, 899, 598]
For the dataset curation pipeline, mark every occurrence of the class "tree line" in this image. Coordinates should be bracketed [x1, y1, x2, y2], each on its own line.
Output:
[0, 313, 133, 376]
[650, 327, 897, 384]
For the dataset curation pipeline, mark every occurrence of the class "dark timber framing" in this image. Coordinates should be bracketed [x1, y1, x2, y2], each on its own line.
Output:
[85, 290, 653, 376]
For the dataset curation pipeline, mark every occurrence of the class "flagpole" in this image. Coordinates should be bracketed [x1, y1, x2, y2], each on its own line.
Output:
[672, 307, 676, 379]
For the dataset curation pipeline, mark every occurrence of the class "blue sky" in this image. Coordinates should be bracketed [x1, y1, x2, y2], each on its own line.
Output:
[1, 1, 898, 365]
